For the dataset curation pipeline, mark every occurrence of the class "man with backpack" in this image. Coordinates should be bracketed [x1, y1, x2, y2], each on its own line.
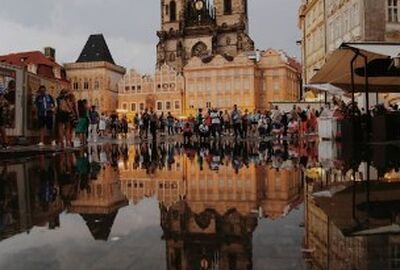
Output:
[35, 85, 56, 146]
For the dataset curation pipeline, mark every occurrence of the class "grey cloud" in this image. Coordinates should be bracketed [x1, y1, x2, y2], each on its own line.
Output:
[0, 0, 300, 73]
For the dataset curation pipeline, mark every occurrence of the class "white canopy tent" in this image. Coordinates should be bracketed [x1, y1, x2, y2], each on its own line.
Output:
[304, 83, 346, 96]
[310, 42, 400, 93]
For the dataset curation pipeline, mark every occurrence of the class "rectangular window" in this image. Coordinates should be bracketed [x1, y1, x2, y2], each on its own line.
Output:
[388, 0, 399, 22]
[132, 85, 136, 91]
[140, 103, 145, 111]
[122, 103, 128, 110]
[206, 102, 211, 108]
[131, 103, 136, 112]
[84, 81, 89, 90]
[166, 101, 172, 110]
[94, 81, 100, 90]
[174, 100, 180, 110]
[73, 82, 79, 90]
[157, 101, 163, 111]
[125, 86, 130, 91]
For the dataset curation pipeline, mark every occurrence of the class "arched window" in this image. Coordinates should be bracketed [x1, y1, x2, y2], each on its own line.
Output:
[170, 1, 176, 21]
[224, 0, 232, 15]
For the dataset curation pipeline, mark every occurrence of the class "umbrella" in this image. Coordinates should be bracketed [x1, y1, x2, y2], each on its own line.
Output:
[310, 42, 400, 93]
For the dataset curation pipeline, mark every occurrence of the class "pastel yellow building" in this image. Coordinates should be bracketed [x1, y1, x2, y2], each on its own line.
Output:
[65, 34, 126, 113]
[118, 64, 184, 118]
[298, 0, 326, 84]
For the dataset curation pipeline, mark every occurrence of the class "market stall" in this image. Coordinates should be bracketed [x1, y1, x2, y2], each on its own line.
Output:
[310, 42, 400, 142]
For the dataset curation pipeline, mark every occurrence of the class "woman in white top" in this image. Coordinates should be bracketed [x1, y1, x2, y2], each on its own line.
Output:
[98, 113, 107, 137]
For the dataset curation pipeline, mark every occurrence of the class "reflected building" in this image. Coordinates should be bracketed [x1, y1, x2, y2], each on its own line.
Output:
[0, 161, 63, 241]
[69, 161, 128, 241]
[161, 200, 257, 270]
[304, 178, 400, 269]
[119, 144, 186, 208]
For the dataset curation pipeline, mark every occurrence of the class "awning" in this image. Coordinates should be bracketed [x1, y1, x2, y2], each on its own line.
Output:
[310, 42, 400, 93]
[304, 83, 345, 96]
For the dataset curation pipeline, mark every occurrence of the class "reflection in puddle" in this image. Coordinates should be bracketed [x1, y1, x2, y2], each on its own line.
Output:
[0, 141, 399, 269]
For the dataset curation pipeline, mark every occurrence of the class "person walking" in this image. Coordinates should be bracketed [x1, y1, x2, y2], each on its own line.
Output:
[88, 106, 100, 142]
[35, 85, 56, 146]
[231, 104, 242, 140]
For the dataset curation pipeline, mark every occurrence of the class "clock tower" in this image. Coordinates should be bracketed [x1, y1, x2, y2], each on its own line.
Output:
[157, 0, 254, 72]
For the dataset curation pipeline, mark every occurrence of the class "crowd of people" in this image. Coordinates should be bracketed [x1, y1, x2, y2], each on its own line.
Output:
[0, 84, 327, 149]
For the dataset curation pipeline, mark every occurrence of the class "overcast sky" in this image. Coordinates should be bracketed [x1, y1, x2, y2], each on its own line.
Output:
[0, 0, 300, 73]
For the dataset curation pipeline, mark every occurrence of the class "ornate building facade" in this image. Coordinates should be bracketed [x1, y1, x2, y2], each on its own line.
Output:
[118, 1, 301, 115]
[156, 0, 254, 72]
[118, 64, 184, 119]
[298, 0, 400, 103]
[65, 34, 126, 113]
[184, 49, 301, 115]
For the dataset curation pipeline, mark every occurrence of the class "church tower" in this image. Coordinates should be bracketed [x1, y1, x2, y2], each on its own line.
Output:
[214, 0, 253, 56]
[156, 0, 254, 72]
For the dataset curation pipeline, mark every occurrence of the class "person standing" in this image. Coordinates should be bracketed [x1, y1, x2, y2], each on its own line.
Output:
[35, 85, 56, 146]
[195, 108, 203, 138]
[159, 112, 166, 136]
[167, 112, 175, 136]
[149, 108, 158, 141]
[121, 115, 129, 139]
[0, 91, 10, 149]
[242, 109, 249, 139]
[231, 104, 242, 140]
[222, 110, 231, 135]
[88, 106, 100, 142]
[75, 99, 90, 146]
[56, 89, 75, 147]
[142, 109, 150, 139]
[98, 113, 107, 138]
[210, 108, 221, 138]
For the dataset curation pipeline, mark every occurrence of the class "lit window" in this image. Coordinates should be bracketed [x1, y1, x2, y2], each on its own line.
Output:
[388, 0, 399, 22]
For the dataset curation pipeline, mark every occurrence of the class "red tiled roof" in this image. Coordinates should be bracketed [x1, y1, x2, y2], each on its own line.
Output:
[0, 51, 62, 68]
